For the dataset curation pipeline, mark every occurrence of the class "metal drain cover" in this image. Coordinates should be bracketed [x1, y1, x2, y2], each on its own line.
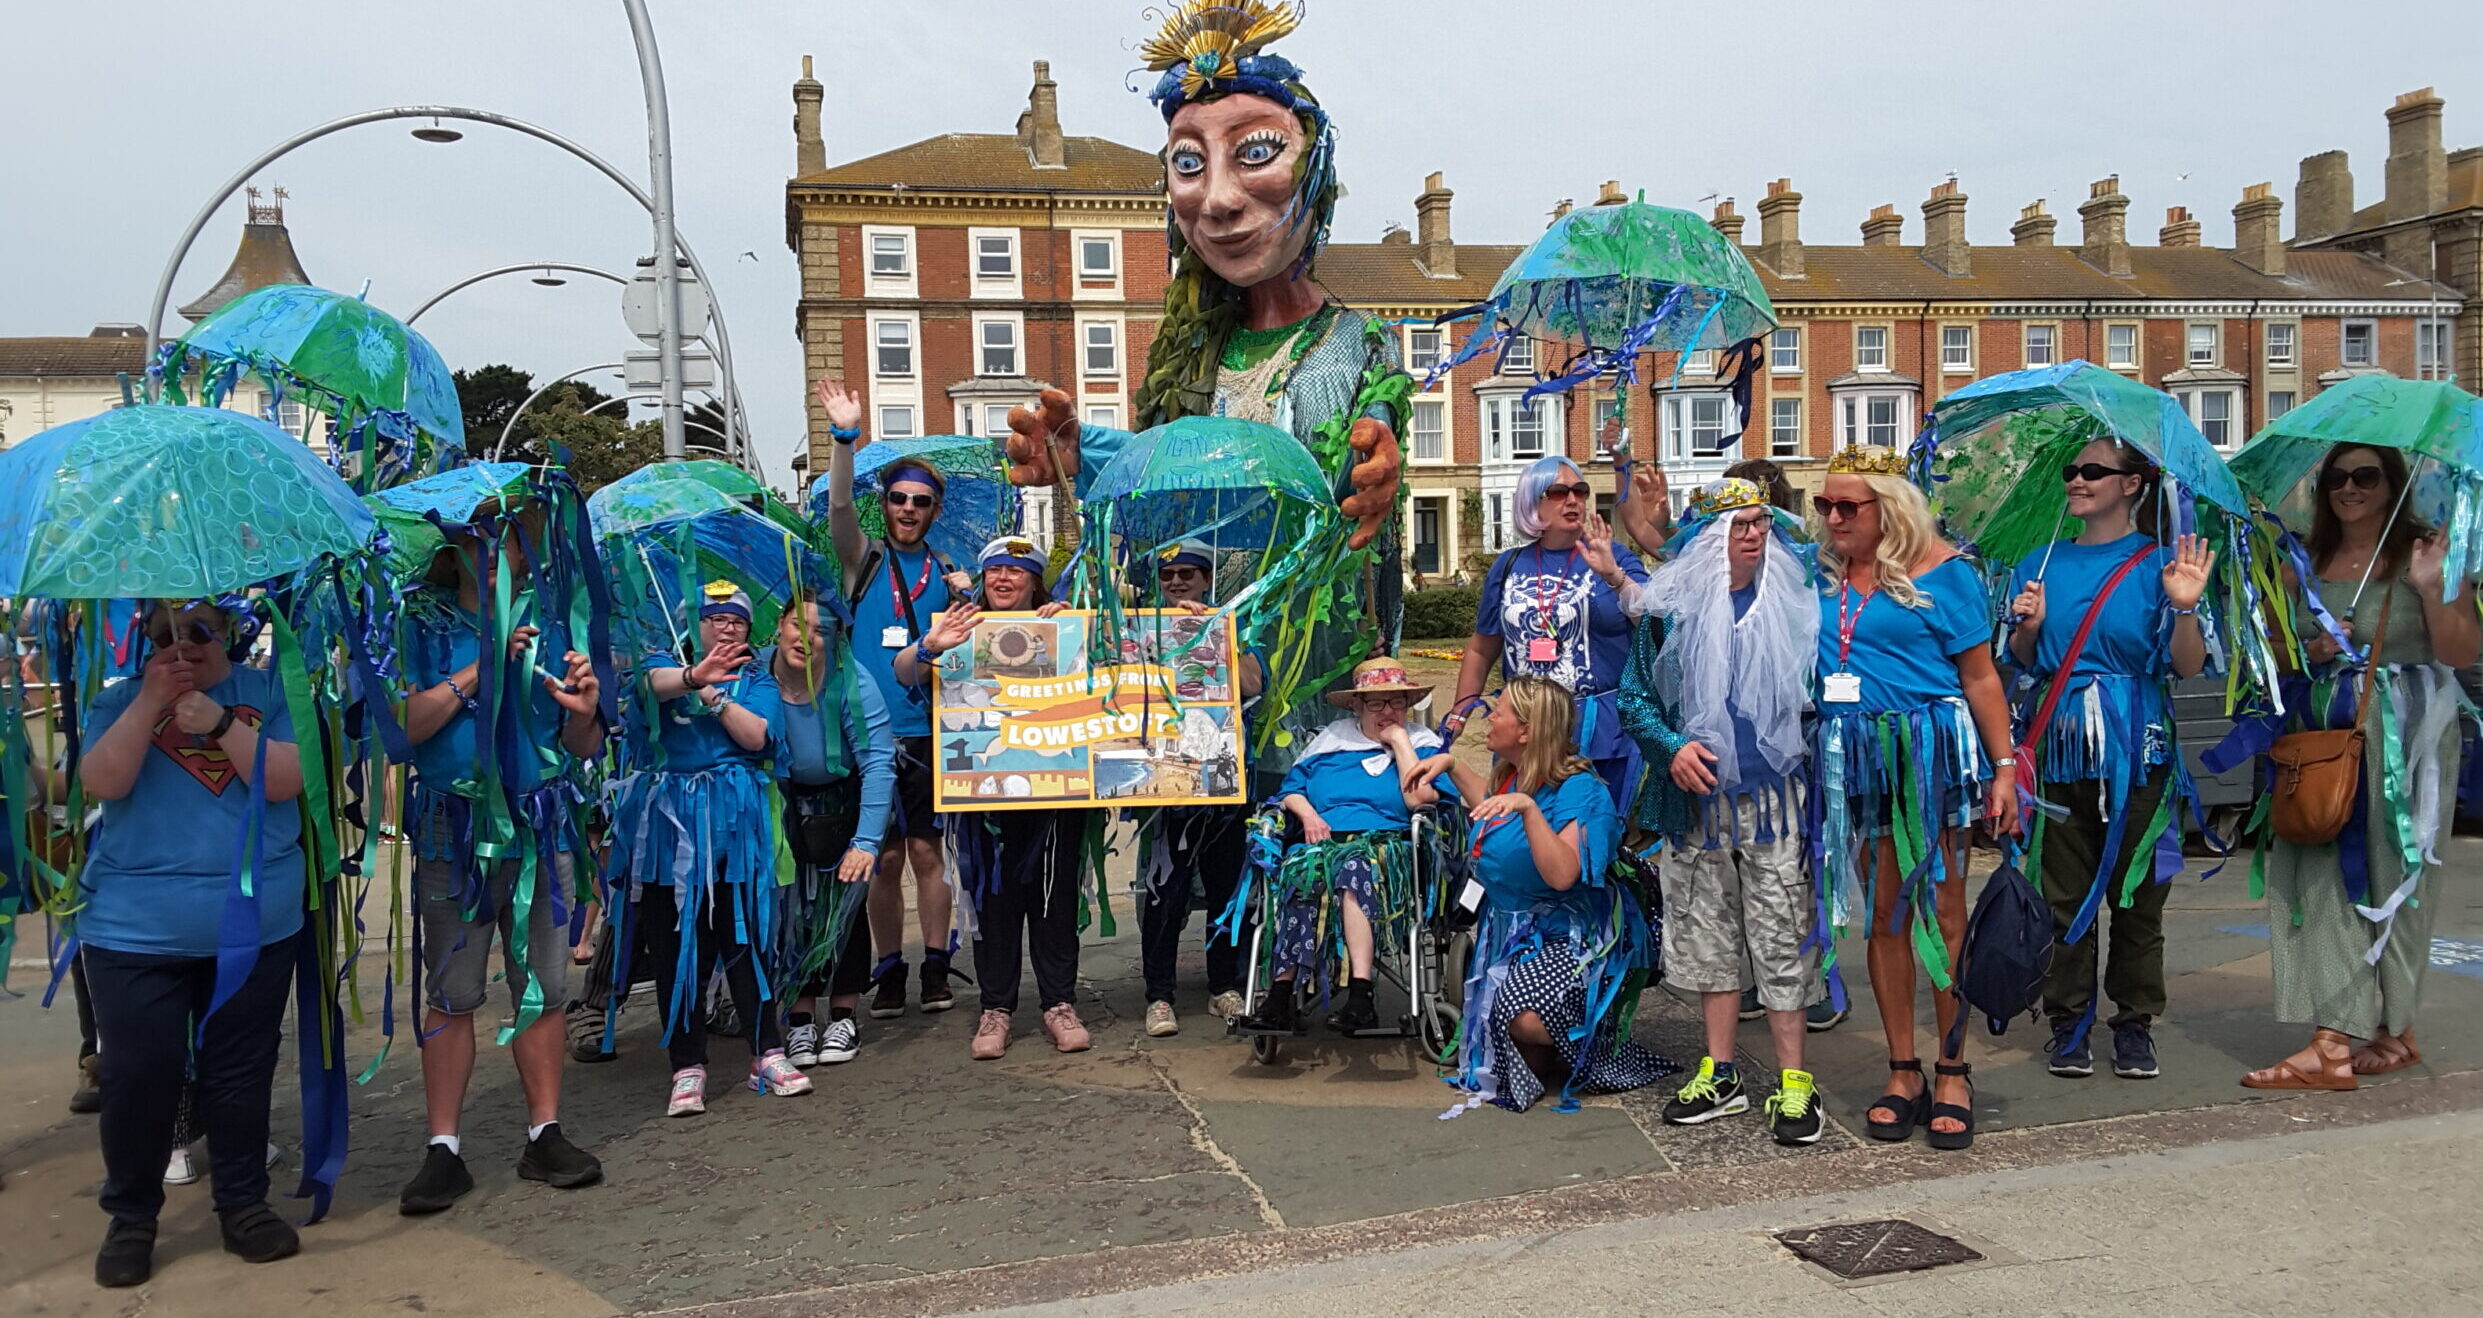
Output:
[1775, 1219, 1984, 1279]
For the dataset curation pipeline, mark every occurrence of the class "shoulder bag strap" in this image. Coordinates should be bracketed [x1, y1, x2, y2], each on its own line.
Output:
[2017, 541, 2161, 760]
[2351, 588, 2395, 724]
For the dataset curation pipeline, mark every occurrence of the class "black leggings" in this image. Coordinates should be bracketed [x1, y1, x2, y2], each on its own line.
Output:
[1139, 807, 1249, 1003]
[638, 886, 781, 1070]
[971, 812, 1085, 1014]
[83, 933, 298, 1222]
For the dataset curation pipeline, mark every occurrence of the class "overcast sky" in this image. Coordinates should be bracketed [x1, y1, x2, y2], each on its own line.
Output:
[5, 1, 2479, 489]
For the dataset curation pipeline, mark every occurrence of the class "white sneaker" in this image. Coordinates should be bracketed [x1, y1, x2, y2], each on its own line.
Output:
[666, 1066, 707, 1117]
[817, 1017, 861, 1065]
[785, 1021, 823, 1068]
[750, 1049, 815, 1096]
[1145, 1001, 1179, 1037]
[1208, 990, 1247, 1020]
[164, 1144, 200, 1186]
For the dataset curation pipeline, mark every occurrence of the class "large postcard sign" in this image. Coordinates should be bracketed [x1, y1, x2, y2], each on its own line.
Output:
[929, 609, 1247, 811]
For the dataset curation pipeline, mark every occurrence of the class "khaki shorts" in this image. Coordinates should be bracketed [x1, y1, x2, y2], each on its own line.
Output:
[1659, 791, 1820, 1012]
[418, 852, 575, 1015]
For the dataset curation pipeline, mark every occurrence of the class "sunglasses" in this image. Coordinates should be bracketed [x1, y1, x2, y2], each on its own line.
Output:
[1810, 496, 1879, 521]
[884, 491, 938, 510]
[2319, 465, 2387, 491]
[1540, 482, 1593, 502]
[2061, 462, 2132, 483]
[1160, 565, 1204, 579]
[146, 620, 228, 647]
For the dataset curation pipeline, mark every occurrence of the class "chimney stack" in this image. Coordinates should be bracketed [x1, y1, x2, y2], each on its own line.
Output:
[2012, 200, 2056, 246]
[793, 55, 825, 176]
[1415, 171, 1456, 277]
[1860, 204, 1904, 247]
[1551, 198, 1574, 222]
[1710, 198, 1744, 244]
[1594, 179, 1627, 206]
[2078, 176, 2132, 277]
[1756, 178, 1804, 276]
[2295, 150, 2354, 242]
[2233, 183, 2285, 276]
[2158, 206, 2201, 248]
[1016, 60, 1066, 169]
[2386, 87, 2448, 222]
[1921, 180, 1970, 276]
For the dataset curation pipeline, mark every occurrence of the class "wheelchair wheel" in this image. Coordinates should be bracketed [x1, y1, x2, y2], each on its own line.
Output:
[1417, 1000, 1461, 1066]
[1251, 1033, 1284, 1066]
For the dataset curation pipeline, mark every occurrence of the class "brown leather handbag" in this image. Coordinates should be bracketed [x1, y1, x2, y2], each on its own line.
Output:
[2267, 593, 2391, 846]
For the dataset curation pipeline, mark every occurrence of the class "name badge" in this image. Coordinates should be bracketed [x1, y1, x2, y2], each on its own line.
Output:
[1456, 878, 1486, 913]
[1823, 672, 1862, 704]
[1525, 636, 1558, 664]
[881, 625, 910, 650]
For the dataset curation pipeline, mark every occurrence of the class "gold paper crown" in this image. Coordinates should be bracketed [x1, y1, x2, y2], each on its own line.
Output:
[1139, 1, 1304, 100]
[1685, 478, 1764, 522]
[1826, 445, 1908, 476]
[702, 578, 741, 600]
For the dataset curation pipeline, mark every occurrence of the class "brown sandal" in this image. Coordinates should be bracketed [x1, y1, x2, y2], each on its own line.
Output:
[2241, 1028, 2357, 1091]
[2351, 1030, 2423, 1077]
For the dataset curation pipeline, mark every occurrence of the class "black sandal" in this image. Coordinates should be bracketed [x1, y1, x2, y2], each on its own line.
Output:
[1866, 1059, 1928, 1142]
[1927, 1061, 1975, 1151]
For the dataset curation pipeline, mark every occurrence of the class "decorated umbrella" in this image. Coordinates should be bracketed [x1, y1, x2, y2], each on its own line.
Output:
[1432, 197, 1778, 395]
[2229, 374, 2483, 601]
[808, 435, 1017, 570]
[159, 283, 464, 492]
[602, 457, 816, 545]
[590, 474, 840, 655]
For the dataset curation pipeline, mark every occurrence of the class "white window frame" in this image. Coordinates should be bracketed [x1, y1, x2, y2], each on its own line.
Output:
[876, 405, 917, 440]
[2417, 317, 2451, 380]
[861, 225, 918, 299]
[1498, 336, 1536, 375]
[1081, 320, 1119, 378]
[974, 315, 1022, 376]
[1071, 229, 1123, 301]
[1855, 325, 1890, 370]
[2186, 322, 2219, 367]
[872, 318, 915, 378]
[2023, 323, 2056, 368]
[1769, 327, 1800, 373]
[1770, 397, 1802, 458]
[1405, 326, 1443, 377]
[1683, 348, 1717, 376]
[2341, 318, 2377, 368]
[1083, 403, 1121, 430]
[1480, 392, 1559, 462]
[275, 397, 308, 437]
[1939, 325, 1974, 374]
[2264, 321, 2297, 368]
[2105, 323, 2139, 370]
[2178, 387, 2241, 450]
[2267, 389, 2296, 420]
[1410, 494, 1449, 576]
[1078, 234, 1118, 278]
[1836, 389, 1918, 449]
[1409, 398, 1447, 464]
[967, 227, 1022, 299]
[1486, 492, 1509, 554]
[1661, 390, 1738, 462]
[980, 402, 1018, 439]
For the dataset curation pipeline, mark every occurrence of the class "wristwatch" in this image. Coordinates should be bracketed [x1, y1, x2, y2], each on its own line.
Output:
[206, 706, 237, 740]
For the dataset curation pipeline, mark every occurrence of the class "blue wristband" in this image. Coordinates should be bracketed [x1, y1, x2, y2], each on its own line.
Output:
[828, 423, 861, 444]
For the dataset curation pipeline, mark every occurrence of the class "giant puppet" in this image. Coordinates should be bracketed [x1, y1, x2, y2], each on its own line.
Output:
[1003, 2, 1407, 651]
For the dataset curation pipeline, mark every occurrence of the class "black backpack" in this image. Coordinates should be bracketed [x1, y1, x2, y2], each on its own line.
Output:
[1943, 844, 2053, 1056]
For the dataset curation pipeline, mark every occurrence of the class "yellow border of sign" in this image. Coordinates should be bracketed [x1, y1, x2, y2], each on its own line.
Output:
[928, 608, 1248, 812]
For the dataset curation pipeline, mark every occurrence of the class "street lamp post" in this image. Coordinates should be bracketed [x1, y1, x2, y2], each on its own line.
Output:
[619, 0, 686, 464]
[494, 363, 624, 461]
[141, 105, 754, 466]
[404, 262, 630, 323]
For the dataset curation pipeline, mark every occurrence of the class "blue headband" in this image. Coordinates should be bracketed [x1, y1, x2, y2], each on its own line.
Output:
[885, 463, 942, 495]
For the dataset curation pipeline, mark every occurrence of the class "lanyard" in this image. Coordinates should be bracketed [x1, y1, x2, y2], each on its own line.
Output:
[1467, 768, 1520, 859]
[1835, 583, 1874, 670]
[886, 547, 935, 607]
[1528, 545, 1576, 635]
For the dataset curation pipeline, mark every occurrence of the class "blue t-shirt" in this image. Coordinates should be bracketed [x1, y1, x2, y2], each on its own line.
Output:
[1476, 542, 1646, 699]
[640, 654, 781, 775]
[1276, 722, 1455, 834]
[404, 601, 568, 800]
[1817, 556, 1993, 713]
[2009, 534, 2171, 684]
[848, 544, 954, 738]
[1470, 772, 1615, 913]
[77, 668, 305, 957]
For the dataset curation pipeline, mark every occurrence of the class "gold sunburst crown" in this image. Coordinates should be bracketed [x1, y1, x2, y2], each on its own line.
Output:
[1685, 478, 1765, 522]
[1825, 445, 1908, 477]
[1139, 1, 1304, 100]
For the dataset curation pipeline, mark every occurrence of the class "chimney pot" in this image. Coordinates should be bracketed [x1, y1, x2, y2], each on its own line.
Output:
[2077, 176, 2132, 277]
[1594, 179, 1626, 206]
[1415, 171, 1457, 277]
[2385, 86, 2448, 227]
[1710, 198, 1744, 244]
[1860, 203, 1904, 247]
[2012, 199, 2057, 246]
[2233, 182, 2286, 276]
[792, 56, 826, 176]
[1921, 180, 1970, 275]
[1757, 180, 1804, 276]
[2159, 206, 2201, 247]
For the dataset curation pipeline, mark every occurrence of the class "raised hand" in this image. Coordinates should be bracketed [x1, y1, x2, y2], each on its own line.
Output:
[1341, 417, 1403, 550]
[548, 650, 599, 717]
[2409, 532, 2449, 599]
[1632, 458, 1668, 511]
[2162, 534, 2217, 612]
[687, 641, 753, 688]
[922, 603, 981, 657]
[1580, 512, 1620, 581]
[812, 379, 865, 435]
[1004, 387, 1080, 489]
[2009, 581, 2046, 631]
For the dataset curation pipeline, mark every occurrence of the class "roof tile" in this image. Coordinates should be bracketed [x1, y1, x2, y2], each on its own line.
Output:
[0, 337, 149, 378]
[796, 134, 1163, 194]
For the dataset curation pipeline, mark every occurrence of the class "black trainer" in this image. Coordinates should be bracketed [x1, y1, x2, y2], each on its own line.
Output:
[2111, 1021, 2161, 1079]
[2047, 1023, 2095, 1078]
[218, 1202, 301, 1264]
[398, 1143, 475, 1215]
[95, 1218, 155, 1288]
[1327, 990, 1381, 1036]
[1244, 985, 1301, 1035]
[919, 954, 962, 1013]
[1736, 987, 1764, 1021]
[1661, 1058, 1750, 1125]
[870, 960, 909, 1019]
[517, 1124, 604, 1189]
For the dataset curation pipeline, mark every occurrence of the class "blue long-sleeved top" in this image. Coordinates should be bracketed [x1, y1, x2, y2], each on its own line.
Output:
[764, 646, 894, 856]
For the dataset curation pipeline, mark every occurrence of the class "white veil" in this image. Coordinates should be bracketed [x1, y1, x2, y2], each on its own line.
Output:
[1639, 514, 1817, 790]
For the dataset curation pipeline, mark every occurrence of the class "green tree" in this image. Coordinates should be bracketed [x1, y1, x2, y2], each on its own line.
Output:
[532, 401, 663, 492]
[452, 365, 613, 464]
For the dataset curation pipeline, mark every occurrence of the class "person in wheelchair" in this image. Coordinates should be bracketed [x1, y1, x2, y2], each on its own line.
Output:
[1242, 658, 1454, 1037]
[1416, 676, 1670, 1113]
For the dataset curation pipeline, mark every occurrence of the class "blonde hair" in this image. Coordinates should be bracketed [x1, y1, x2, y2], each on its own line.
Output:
[1498, 675, 1595, 795]
[1814, 472, 1946, 609]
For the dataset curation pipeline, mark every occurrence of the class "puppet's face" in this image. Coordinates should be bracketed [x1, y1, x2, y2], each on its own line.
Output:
[1167, 94, 1311, 289]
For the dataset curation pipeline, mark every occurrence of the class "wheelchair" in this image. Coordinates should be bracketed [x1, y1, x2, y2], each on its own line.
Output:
[1224, 802, 1475, 1067]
